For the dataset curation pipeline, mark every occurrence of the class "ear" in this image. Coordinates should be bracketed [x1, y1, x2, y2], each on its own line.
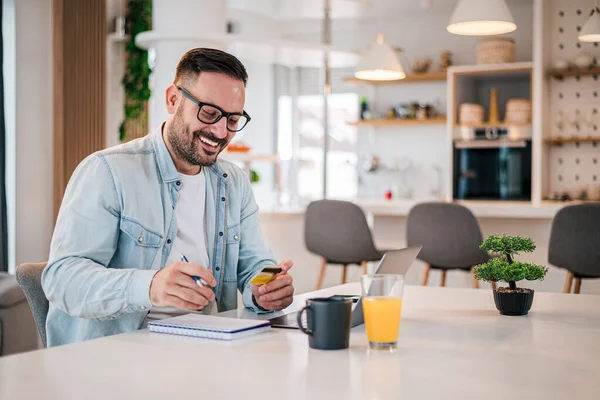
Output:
[165, 84, 179, 115]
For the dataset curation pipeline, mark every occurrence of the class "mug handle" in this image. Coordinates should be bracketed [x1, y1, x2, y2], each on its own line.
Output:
[297, 305, 312, 336]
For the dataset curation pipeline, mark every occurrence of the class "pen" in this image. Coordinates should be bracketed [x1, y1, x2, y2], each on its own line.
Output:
[180, 254, 208, 288]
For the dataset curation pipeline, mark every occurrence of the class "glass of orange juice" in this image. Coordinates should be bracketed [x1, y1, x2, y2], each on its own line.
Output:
[360, 274, 404, 351]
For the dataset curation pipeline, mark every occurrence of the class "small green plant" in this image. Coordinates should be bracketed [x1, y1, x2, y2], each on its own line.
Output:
[120, 0, 152, 142]
[473, 234, 548, 291]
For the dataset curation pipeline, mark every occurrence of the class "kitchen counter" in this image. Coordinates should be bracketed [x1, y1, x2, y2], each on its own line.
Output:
[259, 199, 584, 219]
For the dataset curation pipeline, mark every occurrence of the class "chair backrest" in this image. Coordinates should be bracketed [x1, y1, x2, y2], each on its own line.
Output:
[304, 200, 379, 264]
[407, 202, 489, 268]
[15, 262, 48, 347]
[549, 204, 600, 278]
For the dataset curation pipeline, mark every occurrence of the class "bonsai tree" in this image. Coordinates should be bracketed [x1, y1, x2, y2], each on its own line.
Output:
[474, 234, 548, 292]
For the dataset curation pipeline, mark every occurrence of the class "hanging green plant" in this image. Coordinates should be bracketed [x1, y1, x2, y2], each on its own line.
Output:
[119, 0, 152, 142]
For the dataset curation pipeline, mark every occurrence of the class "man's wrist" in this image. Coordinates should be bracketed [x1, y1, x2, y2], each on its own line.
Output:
[252, 294, 270, 312]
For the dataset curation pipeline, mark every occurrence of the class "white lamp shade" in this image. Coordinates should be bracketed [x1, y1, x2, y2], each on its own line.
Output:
[447, 0, 517, 36]
[578, 8, 600, 42]
[354, 33, 405, 81]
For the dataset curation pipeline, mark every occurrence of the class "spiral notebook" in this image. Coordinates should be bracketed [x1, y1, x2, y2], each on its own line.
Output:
[148, 314, 271, 341]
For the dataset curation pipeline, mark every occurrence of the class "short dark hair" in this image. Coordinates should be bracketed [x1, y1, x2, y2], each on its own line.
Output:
[174, 48, 248, 87]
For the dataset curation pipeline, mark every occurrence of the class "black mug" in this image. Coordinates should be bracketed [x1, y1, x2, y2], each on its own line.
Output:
[297, 297, 352, 350]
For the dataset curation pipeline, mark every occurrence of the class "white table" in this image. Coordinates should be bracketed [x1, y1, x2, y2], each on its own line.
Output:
[1, 284, 599, 400]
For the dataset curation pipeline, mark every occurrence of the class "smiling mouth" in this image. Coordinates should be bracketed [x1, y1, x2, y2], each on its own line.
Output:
[196, 133, 221, 153]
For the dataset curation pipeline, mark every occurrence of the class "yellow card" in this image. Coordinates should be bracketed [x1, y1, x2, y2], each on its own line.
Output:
[249, 266, 282, 285]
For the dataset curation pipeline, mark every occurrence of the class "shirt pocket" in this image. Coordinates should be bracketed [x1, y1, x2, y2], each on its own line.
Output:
[224, 223, 240, 281]
[119, 216, 163, 269]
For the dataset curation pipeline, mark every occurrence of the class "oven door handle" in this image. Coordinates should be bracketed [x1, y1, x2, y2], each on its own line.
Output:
[454, 140, 527, 149]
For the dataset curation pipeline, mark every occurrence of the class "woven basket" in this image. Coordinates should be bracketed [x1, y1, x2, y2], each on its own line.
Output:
[477, 37, 515, 64]
[505, 98, 531, 124]
[459, 103, 484, 125]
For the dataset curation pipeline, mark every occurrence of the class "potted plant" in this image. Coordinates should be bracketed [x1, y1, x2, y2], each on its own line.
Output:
[473, 234, 548, 316]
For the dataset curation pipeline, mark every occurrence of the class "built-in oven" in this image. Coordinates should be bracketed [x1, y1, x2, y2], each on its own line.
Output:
[453, 127, 532, 201]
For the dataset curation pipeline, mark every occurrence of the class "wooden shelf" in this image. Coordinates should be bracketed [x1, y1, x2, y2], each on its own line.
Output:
[545, 137, 600, 145]
[342, 71, 447, 85]
[548, 67, 600, 80]
[348, 116, 447, 127]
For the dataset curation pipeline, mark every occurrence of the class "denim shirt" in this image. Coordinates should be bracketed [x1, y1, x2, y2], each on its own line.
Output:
[42, 127, 276, 347]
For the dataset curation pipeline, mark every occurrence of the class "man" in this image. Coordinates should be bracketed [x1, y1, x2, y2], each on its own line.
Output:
[42, 48, 294, 347]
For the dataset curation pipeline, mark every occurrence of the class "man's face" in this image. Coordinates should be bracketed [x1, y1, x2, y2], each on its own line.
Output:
[167, 72, 246, 168]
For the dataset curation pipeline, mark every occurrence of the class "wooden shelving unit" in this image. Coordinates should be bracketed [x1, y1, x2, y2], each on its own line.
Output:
[348, 116, 447, 127]
[548, 67, 600, 80]
[544, 137, 600, 145]
[342, 71, 447, 85]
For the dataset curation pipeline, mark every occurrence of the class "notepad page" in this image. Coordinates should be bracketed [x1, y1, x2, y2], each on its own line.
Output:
[147, 313, 270, 333]
[148, 324, 271, 340]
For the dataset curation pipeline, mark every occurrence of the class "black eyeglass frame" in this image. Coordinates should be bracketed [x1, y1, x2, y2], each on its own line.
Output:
[177, 86, 251, 132]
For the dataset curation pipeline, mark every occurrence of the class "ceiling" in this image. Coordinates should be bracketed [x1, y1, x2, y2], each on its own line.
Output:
[227, 0, 534, 21]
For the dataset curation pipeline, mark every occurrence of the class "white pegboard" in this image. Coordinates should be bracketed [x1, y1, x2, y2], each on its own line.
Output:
[548, 0, 600, 199]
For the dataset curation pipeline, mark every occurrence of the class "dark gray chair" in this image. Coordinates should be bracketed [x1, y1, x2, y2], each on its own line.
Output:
[305, 200, 386, 289]
[407, 202, 491, 288]
[549, 204, 600, 294]
[15, 263, 48, 347]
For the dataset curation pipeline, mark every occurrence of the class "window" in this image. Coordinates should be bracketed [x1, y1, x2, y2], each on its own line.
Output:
[278, 92, 358, 205]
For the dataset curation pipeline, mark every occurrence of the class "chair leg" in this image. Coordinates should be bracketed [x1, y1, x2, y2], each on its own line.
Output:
[563, 272, 574, 294]
[573, 278, 582, 294]
[471, 267, 479, 289]
[421, 264, 431, 286]
[440, 270, 447, 287]
[316, 258, 327, 290]
[491, 281, 497, 291]
[341, 264, 348, 284]
[361, 261, 368, 275]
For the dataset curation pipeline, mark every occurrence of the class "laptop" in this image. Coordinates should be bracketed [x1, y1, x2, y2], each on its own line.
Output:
[268, 245, 422, 329]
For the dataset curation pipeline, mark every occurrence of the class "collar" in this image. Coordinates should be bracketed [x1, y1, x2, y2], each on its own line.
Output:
[151, 123, 227, 183]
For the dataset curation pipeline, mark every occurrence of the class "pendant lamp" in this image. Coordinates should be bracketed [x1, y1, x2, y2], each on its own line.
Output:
[354, 33, 405, 81]
[447, 0, 516, 36]
[579, 2, 600, 42]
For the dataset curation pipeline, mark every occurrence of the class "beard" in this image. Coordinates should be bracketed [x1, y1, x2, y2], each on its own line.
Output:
[167, 105, 228, 167]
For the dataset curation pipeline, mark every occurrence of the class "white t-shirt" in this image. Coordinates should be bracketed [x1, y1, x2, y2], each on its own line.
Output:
[165, 170, 210, 270]
[144, 169, 215, 324]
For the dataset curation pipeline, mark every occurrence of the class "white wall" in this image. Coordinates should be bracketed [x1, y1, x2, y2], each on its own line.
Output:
[13, 0, 54, 269]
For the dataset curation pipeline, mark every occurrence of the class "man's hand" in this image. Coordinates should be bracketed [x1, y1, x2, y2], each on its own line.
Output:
[251, 260, 294, 311]
[149, 261, 216, 310]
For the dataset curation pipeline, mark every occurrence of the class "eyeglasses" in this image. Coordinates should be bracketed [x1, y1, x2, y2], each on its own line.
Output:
[177, 86, 251, 132]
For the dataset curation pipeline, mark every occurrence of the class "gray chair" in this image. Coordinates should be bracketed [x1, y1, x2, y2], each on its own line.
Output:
[549, 204, 600, 294]
[15, 263, 49, 347]
[305, 200, 386, 289]
[0, 272, 39, 355]
[407, 202, 492, 288]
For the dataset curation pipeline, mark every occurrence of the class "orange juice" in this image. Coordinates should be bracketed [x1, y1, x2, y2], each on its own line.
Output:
[362, 297, 403, 343]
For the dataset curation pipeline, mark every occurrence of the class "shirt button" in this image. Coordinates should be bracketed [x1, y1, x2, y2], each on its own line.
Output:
[219, 232, 223, 236]
[140, 306, 146, 310]
[167, 239, 172, 244]
[223, 173, 228, 178]
[138, 237, 143, 243]
[176, 180, 181, 186]
[215, 267, 220, 271]
[221, 197, 226, 201]
[234, 235, 239, 241]
[110, 316, 115, 320]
